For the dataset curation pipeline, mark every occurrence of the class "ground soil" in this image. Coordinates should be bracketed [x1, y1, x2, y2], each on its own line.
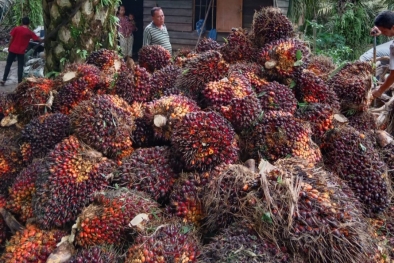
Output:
[0, 61, 19, 93]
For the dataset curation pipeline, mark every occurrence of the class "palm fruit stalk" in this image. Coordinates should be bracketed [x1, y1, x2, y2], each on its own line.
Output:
[175, 50, 229, 100]
[196, 37, 222, 53]
[68, 246, 122, 263]
[254, 81, 297, 114]
[328, 61, 373, 111]
[138, 45, 172, 73]
[248, 158, 377, 263]
[20, 113, 70, 163]
[257, 38, 310, 81]
[295, 70, 340, 110]
[251, 7, 294, 47]
[171, 111, 239, 171]
[70, 95, 135, 159]
[0, 223, 66, 263]
[115, 65, 153, 104]
[116, 146, 178, 203]
[125, 219, 200, 263]
[75, 189, 161, 248]
[321, 126, 390, 213]
[220, 27, 257, 63]
[151, 64, 182, 98]
[306, 55, 336, 81]
[33, 136, 115, 229]
[243, 111, 321, 163]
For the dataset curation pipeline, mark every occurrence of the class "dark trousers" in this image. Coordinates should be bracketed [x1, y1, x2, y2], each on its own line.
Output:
[3, 51, 24, 83]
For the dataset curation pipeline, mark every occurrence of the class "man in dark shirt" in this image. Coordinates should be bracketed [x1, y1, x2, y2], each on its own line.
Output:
[1, 17, 41, 85]
[143, 7, 172, 54]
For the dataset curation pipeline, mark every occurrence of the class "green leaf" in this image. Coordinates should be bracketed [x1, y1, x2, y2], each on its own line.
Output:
[257, 91, 266, 98]
[294, 60, 303, 67]
[223, 37, 228, 44]
[182, 69, 189, 75]
[296, 50, 302, 61]
[359, 143, 366, 152]
[103, 120, 106, 128]
[262, 212, 273, 224]
[277, 176, 282, 184]
[289, 80, 296, 89]
[297, 102, 308, 107]
[181, 225, 191, 234]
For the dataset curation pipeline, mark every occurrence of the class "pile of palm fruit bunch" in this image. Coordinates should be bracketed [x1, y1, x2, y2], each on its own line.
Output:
[0, 6, 394, 263]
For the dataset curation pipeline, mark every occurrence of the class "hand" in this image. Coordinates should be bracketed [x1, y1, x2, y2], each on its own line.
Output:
[372, 88, 383, 99]
[370, 26, 381, 36]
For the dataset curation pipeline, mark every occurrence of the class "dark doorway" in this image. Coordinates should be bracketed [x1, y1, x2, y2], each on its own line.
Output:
[121, 0, 144, 60]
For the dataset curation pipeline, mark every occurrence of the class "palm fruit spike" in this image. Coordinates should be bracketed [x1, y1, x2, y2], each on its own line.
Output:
[14, 77, 54, 122]
[198, 222, 296, 263]
[295, 103, 334, 141]
[196, 37, 222, 53]
[138, 45, 172, 73]
[307, 54, 336, 81]
[0, 223, 66, 263]
[116, 146, 178, 202]
[258, 38, 310, 81]
[166, 171, 210, 225]
[33, 136, 115, 229]
[254, 81, 297, 114]
[202, 72, 254, 108]
[175, 50, 229, 100]
[68, 246, 121, 263]
[171, 111, 239, 171]
[125, 220, 200, 263]
[115, 65, 153, 104]
[76, 189, 161, 248]
[70, 95, 134, 159]
[20, 113, 70, 163]
[251, 158, 377, 263]
[151, 64, 182, 98]
[220, 27, 257, 63]
[243, 111, 321, 163]
[252, 7, 294, 47]
[0, 137, 23, 196]
[6, 160, 45, 223]
[0, 92, 16, 118]
[295, 70, 340, 110]
[218, 94, 263, 133]
[321, 126, 390, 213]
[145, 95, 201, 141]
[328, 61, 373, 111]
[0, 195, 8, 247]
[345, 110, 377, 133]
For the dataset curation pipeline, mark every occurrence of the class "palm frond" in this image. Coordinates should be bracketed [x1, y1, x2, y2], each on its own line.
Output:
[0, 0, 15, 22]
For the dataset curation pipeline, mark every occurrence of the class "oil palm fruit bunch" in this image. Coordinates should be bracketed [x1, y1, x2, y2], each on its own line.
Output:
[0, 195, 8, 247]
[243, 111, 321, 163]
[196, 37, 222, 53]
[71, 95, 135, 159]
[116, 146, 178, 202]
[295, 103, 334, 141]
[198, 222, 295, 263]
[328, 61, 373, 111]
[75, 189, 161, 248]
[252, 7, 294, 47]
[129, 103, 157, 148]
[175, 50, 229, 100]
[68, 246, 121, 263]
[306, 55, 336, 81]
[125, 220, 200, 263]
[33, 136, 115, 229]
[115, 65, 153, 104]
[295, 70, 340, 110]
[258, 38, 310, 81]
[145, 95, 201, 141]
[255, 81, 297, 114]
[166, 171, 210, 225]
[380, 143, 394, 182]
[171, 111, 239, 171]
[20, 113, 70, 163]
[251, 158, 376, 263]
[0, 223, 66, 263]
[218, 94, 262, 133]
[345, 110, 377, 133]
[202, 72, 254, 108]
[86, 49, 124, 73]
[151, 64, 182, 98]
[0, 138, 23, 196]
[321, 126, 390, 213]
[228, 62, 265, 88]
[138, 45, 172, 73]
[6, 160, 45, 223]
[0, 92, 15, 117]
[174, 49, 198, 68]
[221, 27, 257, 63]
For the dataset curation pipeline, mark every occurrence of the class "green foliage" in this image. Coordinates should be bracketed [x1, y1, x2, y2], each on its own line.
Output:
[2, 0, 42, 28]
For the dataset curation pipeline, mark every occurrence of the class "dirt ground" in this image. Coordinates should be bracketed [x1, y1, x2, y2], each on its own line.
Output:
[0, 61, 19, 93]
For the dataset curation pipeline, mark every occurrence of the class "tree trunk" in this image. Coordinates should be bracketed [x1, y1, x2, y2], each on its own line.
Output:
[43, 0, 118, 73]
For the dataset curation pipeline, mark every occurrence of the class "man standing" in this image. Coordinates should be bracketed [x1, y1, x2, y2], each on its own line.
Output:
[1, 17, 41, 85]
[143, 7, 172, 54]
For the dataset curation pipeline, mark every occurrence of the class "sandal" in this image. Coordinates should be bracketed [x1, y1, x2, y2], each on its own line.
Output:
[0, 81, 4, 86]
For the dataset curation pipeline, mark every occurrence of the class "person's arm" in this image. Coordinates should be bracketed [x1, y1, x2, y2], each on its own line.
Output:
[30, 30, 42, 42]
[373, 71, 394, 98]
[142, 28, 151, 46]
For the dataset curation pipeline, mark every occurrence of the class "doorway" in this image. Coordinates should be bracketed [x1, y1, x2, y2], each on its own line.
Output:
[120, 0, 144, 60]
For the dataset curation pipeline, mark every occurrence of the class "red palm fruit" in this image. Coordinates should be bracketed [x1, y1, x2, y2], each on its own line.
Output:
[171, 111, 239, 171]
[0, 138, 24, 196]
[255, 81, 297, 113]
[33, 136, 115, 229]
[345, 110, 377, 133]
[0, 223, 66, 263]
[70, 95, 135, 159]
[68, 246, 121, 263]
[196, 37, 222, 53]
[75, 189, 161, 248]
[174, 49, 198, 68]
[151, 64, 182, 98]
[116, 146, 178, 202]
[228, 62, 265, 87]
[138, 45, 172, 73]
[86, 49, 124, 73]
[0, 195, 8, 247]
[0, 92, 16, 117]
[145, 95, 201, 141]
[307, 55, 336, 81]
[221, 27, 257, 63]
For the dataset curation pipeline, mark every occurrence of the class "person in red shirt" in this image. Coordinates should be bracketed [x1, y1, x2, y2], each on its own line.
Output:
[1, 17, 42, 85]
